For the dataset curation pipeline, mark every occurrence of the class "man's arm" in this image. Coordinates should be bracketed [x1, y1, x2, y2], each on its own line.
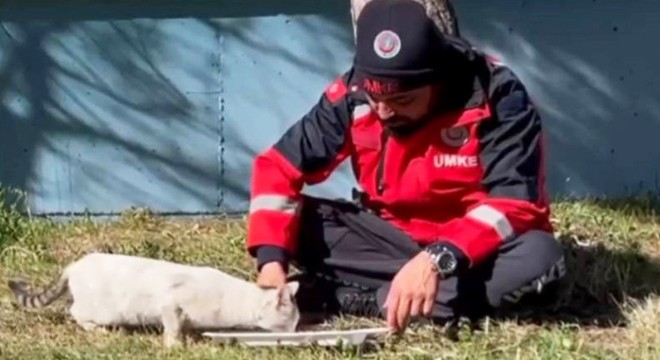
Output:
[429, 61, 551, 272]
[246, 75, 354, 271]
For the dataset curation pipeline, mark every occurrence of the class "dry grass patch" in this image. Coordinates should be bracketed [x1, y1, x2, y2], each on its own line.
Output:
[1, 192, 660, 359]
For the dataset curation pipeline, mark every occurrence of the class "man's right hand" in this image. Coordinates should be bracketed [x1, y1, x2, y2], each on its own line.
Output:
[257, 262, 288, 288]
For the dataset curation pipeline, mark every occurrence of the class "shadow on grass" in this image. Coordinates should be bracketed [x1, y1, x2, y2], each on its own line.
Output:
[495, 236, 660, 328]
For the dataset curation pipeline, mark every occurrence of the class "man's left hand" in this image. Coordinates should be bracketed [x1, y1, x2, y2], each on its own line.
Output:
[384, 251, 439, 331]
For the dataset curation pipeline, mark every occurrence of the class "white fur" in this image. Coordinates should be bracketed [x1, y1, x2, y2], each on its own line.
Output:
[41, 253, 299, 347]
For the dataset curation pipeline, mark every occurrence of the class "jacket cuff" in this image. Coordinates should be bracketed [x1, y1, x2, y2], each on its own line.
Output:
[424, 240, 470, 277]
[255, 245, 290, 272]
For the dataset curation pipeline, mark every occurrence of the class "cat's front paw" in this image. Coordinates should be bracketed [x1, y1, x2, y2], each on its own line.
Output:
[163, 334, 184, 349]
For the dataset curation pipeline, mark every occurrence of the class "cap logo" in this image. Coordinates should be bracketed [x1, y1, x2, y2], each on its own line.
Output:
[363, 78, 400, 95]
[373, 30, 401, 59]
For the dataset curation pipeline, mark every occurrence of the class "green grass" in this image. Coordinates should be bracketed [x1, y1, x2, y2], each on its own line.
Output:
[1, 191, 660, 359]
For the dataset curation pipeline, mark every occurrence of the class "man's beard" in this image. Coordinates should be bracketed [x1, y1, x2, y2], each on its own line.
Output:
[381, 115, 429, 135]
[381, 115, 413, 129]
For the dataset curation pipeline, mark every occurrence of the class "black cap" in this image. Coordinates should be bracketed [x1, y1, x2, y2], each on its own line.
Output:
[354, 0, 449, 96]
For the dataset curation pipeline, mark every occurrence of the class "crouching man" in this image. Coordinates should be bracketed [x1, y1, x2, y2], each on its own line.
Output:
[245, 0, 566, 331]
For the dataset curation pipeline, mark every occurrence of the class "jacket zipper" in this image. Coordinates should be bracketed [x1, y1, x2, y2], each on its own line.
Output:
[376, 129, 390, 195]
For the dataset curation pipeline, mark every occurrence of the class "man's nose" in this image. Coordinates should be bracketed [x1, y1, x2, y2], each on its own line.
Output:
[375, 102, 395, 119]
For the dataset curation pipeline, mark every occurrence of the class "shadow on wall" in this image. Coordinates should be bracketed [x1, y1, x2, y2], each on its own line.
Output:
[6, 0, 655, 217]
[454, 0, 660, 198]
[203, 15, 356, 212]
[0, 0, 354, 215]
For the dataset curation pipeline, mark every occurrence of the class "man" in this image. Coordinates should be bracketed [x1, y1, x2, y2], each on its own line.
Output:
[246, 0, 566, 331]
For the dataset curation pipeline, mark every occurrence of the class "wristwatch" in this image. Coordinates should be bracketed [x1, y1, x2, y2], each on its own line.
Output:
[424, 244, 459, 278]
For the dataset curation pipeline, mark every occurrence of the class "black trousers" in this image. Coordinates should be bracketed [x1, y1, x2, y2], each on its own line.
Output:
[291, 195, 566, 320]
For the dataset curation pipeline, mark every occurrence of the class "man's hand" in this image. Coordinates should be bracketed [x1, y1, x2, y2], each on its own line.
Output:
[384, 251, 439, 331]
[257, 262, 287, 288]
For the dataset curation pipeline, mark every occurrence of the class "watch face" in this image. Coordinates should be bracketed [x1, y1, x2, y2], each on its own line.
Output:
[438, 251, 457, 273]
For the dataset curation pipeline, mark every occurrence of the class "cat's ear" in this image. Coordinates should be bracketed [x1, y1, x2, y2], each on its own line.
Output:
[276, 281, 298, 309]
[286, 281, 300, 296]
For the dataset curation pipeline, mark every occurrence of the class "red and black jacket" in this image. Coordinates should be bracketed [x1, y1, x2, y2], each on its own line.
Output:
[246, 42, 553, 273]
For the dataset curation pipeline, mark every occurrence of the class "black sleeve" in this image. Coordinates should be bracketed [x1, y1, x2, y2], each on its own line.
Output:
[478, 64, 544, 202]
[256, 246, 290, 272]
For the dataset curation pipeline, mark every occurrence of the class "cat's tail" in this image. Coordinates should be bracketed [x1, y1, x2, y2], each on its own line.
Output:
[8, 271, 69, 308]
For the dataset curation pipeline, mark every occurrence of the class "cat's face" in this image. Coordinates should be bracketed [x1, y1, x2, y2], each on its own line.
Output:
[257, 281, 300, 332]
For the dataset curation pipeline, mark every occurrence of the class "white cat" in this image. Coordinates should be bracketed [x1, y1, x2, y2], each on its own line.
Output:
[8, 252, 300, 347]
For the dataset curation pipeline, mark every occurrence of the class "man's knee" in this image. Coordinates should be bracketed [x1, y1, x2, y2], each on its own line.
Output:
[517, 230, 565, 269]
[498, 231, 567, 304]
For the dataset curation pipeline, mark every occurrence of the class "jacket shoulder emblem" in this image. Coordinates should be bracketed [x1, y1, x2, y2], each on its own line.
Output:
[324, 77, 348, 104]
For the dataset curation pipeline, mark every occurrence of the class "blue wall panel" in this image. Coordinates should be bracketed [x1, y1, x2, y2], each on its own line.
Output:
[453, 0, 659, 197]
[0, 0, 658, 215]
[0, 0, 358, 215]
[217, 10, 355, 212]
[0, 17, 223, 214]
